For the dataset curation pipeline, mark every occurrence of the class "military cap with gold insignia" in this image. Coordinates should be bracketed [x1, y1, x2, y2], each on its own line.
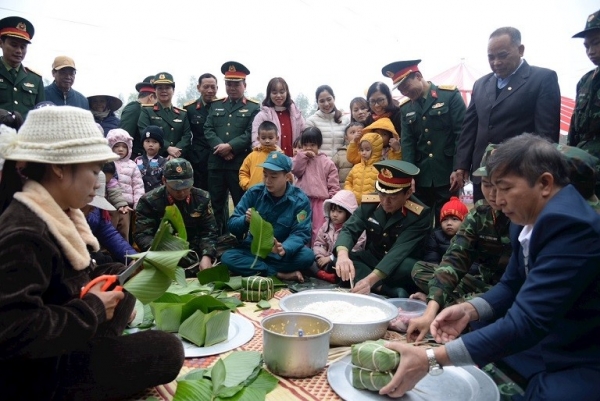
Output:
[381, 59, 422, 89]
[164, 158, 194, 190]
[0, 16, 34, 43]
[572, 9, 600, 38]
[472, 143, 498, 177]
[135, 75, 156, 93]
[374, 160, 419, 194]
[153, 72, 175, 88]
[221, 61, 250, 81]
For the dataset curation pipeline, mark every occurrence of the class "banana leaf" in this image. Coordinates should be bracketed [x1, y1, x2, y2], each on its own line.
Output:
[197, 263, 230, 285]
[240, 289, 273, 302]
[351, 366, 394, 391]
[249, 208, 274, 259]
[351, 340, 400, 372]
[173, 378, 212, 401]
[151, 301, 184, 332]
[123, 266, 173, 305]
[178, 309, 230, 347]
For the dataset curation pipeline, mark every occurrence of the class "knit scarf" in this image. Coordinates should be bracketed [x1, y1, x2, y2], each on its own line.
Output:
[13, 180, 99, 270]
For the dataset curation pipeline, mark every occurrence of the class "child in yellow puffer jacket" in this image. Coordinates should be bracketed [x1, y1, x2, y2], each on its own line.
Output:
[346, 117, 401, 164]
[344, 132, 383, 204]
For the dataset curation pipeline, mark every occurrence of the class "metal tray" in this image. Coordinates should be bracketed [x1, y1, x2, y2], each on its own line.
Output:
[327, 355, 499, 401]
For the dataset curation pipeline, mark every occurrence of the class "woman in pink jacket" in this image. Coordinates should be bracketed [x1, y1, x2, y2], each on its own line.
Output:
[292, 127, 340, 245]
[251, 77, 305, 157]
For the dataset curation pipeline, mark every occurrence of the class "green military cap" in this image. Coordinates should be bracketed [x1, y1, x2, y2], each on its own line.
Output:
[556, 144, 598, 193]
[374, 160, 419, 193]
[472, 143, 498, 177]
[258, 151, 292, 173]
[572, 9, 600, 38]
[153, 72, 175, 88]
[221, 61, 250, 81]
[0, 16, 34, 43]
[382, 59, 421, 88]
[87, 95, 123, 112]
[164, 158, 194, 190]
[135, 75, 156, 93]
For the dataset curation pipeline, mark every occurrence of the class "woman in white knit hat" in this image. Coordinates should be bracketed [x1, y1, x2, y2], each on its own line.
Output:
[0, 106, 184, 400]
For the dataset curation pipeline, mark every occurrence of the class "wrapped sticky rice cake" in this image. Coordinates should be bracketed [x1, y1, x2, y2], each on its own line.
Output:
[242, 276, 274, 292]
[351, 340, 400, 372]
[240, 288, 273, 302]
[352, 366, 394, 391]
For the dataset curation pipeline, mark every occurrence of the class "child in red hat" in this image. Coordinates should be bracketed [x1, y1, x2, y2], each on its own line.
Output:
[423, 196, 468, 263]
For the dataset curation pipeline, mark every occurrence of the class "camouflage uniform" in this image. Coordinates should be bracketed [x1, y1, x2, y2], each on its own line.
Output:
[134, 186, 218, 261]
[567, 68, 600, 196]
[556, 143, 600, 213]
[412, 199, 511, 307]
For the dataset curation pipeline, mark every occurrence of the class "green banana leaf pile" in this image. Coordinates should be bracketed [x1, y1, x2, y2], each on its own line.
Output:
[173, 351, 278, 401]
[350, 340, 400, 391]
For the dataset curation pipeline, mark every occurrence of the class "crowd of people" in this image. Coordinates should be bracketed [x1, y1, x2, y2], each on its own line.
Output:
[0, 8, 599, 401]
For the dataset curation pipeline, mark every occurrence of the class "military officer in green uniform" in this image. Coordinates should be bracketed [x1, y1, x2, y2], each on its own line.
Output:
[183, 73, 219, 191]
[0, 16, 44, 119]
[385, 60, 466, 227]
[138, 72, 191, 160]
[120, 75, 156, 159]
[204, 61, 259, 234]
[568, 9, 600, 197]
[134, 158, 218, 277]
[409, 145, 511, 342]
[334, 160, 431, 298]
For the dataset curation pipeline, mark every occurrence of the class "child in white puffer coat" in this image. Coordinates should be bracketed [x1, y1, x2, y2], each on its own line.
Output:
[106, 128, 144, 242]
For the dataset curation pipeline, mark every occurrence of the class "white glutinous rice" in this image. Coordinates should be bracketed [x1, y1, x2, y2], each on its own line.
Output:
[301, 300, 386, 323]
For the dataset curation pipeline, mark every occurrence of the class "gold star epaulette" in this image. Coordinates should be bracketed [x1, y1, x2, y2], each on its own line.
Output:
[246, 97, 260, 104]
[362, 194, 380, 203]
[173, 106, 187, 113]
[23, 66, 42, 77]
[404, 200, 424, 215]
[142, 103, 155, 107]
[183, 99, 197, 108]
[398, 97, 410, 107]
[437, 84, 457, 91]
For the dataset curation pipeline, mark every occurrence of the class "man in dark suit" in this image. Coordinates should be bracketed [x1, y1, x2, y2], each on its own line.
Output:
[451, 27, 561, 202]
[383, 134, 600, 400]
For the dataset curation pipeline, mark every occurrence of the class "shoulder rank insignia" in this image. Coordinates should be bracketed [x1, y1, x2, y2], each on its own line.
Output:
[362, 194, 380, 203]
[246, 97, 260, 104]
[437, 84, 457, 91]
[23, 66, 42, 76]
[183, 99, 197, 108]
[173, 106, 187, 113]
[431, 102, 445, 109]
[404, 200, 424, 215]
[398, 97, 410, 107]
[142, 103, 154, 107]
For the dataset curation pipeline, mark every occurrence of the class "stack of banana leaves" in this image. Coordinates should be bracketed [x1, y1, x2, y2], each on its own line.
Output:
[351, 340, 400, 391]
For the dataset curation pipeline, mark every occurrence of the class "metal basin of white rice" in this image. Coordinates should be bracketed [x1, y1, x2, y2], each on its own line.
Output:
[279, 290, 398, 346]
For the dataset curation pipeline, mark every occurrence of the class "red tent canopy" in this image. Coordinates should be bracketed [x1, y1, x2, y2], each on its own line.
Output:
[394, 60, 574, 137]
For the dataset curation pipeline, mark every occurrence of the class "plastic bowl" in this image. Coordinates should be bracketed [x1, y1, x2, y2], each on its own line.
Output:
[386, 298, 427, 332]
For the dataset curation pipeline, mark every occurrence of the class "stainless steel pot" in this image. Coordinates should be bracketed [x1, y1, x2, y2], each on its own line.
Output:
[262, 312, 332, 378]
[278, 290, 398, 346]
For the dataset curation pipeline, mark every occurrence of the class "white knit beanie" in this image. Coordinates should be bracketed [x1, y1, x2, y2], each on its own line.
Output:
[2, 106, 118, 164]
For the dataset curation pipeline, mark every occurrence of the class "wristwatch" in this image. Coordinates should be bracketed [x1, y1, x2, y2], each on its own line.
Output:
[425, 348, 443, 376]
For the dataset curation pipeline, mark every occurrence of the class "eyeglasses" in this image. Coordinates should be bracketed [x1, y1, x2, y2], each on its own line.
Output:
[368, 97, 387, 106]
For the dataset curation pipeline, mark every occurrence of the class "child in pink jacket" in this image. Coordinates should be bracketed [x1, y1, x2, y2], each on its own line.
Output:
[310, 190, 365, 283]
[106, 128, 144, 242]
[292, 127, 340, 245]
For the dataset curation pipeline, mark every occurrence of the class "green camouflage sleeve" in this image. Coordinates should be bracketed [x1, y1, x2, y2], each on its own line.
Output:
[188, 191, 219, 259]
[133, 192, 162, 251]
[426, 204, 483, 306]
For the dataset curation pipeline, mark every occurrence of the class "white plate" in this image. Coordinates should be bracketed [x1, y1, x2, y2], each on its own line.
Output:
[180, 313, 255, 358]
[327, 355, 499, 401]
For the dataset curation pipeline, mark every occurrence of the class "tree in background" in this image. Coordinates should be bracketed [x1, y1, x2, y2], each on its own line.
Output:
[294, 93, 316, 119]
[176, 75, 199, 106]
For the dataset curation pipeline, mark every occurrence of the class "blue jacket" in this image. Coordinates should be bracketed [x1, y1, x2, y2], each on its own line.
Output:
[86, 208, 136, 264]
[96, 113, 120, 136]
[44, 82, 89, 110]
[228, 183, 312, 258]
[461, 185, 600, 371]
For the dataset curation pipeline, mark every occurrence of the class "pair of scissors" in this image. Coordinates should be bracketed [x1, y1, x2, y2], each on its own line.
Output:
[80, 256, 146, 298]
